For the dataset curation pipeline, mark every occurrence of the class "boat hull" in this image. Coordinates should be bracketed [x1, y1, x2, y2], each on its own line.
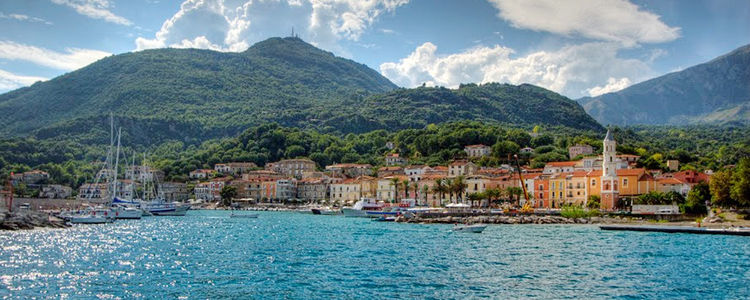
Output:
[70, 216, 115, 224]
[230, 214, 259, 218]
[452, 225, 487, 233]
[341, 208, 369, 217]
[114, 208, 142, 219]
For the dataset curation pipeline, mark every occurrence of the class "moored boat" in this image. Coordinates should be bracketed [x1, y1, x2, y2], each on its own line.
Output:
[311, 207, 339, 215]
[68, 208, 116, 224]
[452, 224, 487, 233]
[342, 198, 383, 217]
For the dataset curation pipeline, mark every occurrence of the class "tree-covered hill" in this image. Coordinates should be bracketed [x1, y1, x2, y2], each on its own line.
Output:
[0, 37, 601, 145]
[0, 37, 397, 138]
[347, 83, 602, 132]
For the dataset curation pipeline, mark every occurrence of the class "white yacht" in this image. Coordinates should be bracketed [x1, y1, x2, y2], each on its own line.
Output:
[342, 198, 383, 217]
[68, 207, 116, 224]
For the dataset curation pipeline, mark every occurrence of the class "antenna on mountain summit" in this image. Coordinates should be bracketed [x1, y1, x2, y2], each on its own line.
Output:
[291, 27, 295, 38]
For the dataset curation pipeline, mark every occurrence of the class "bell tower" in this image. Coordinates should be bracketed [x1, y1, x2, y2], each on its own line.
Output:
[601, 128, 619, 210]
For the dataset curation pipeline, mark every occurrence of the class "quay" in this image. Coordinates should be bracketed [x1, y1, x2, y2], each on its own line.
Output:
[600, 225, 750, 236]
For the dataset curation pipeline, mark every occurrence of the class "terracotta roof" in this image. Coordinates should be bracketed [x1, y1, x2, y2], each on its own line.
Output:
[546, 161, 578, 167]
[432, 166, 448, 171]
[326, 163, 372, 168]
[616, 168, 646, 176]
[450, 160, 471, 166]
[465, 144, 489, 148]
[378, 166, 403, 171]
[572, 170, 589, 177]
[658, 178, 686, 185]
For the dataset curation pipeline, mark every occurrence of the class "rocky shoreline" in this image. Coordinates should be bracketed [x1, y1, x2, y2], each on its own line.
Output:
[0, 211, 69, 230]
[396, 214, 630, 225]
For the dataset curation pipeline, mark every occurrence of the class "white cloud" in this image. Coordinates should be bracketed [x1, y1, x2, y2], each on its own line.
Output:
[135, 0, 407, 54]
[380, 42, 653, 98]
[487, 0, 680, 46]
[0, 12, 53, 25]
[51, 0, 132, 26]
[0, 69, 47, 92]
[0, 40, 111, 71]
[586, 77, 632, 96]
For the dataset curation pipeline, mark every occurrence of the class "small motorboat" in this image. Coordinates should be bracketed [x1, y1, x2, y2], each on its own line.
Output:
[452, 224, 487, 233]
[230, 212, 259, 218]
[372, 216, 397, 222]
[311, 208, 339, 215]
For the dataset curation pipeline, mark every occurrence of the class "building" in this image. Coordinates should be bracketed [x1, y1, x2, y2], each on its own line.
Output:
[125, 166, 164, 182]
[266, 159, 316, 179]
[666, 160, 680, 171]
[543, 161, 577, 174]
[568, 144, 594, 159]
[325, 163, 373, 178]
[657, 177, 691, 196]
[671, 170, 710, 184]
[241, 170, 285, 180]
[189, 169, 214, 180]
[40, 184, 72, 199]
[330, 178, 362, 204]
[160, 182, 189, 202]
[194, 179, 226, 202]
[600, 129, 619, 210]
[77, 183, 108, 202]
[385, 153, 407, 166]
[230, 178, 265, 200]
[464, 144, 491, 158]
[377, 166, 404, 177]
[297, 178, 330, 202]
[12, 170, 49, 186]
[275, 179, 297, 200]
[448, 160, 478, 177]
[214, 162, 257, 175]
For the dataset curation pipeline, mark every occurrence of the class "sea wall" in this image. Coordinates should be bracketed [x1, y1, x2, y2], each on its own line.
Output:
[0, 210, 69, 230]
[398, 214, 630, 225]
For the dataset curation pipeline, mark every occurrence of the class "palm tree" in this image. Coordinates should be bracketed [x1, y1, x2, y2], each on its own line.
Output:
[421, 184, 429, 206]
[412, 181, 419, 201]
[402, 179, 410, 201]
[432, 178, 445, 206]
[388, 177, 400, 203]
[452, 176, 467, 204]
[444, 178, 454, 203]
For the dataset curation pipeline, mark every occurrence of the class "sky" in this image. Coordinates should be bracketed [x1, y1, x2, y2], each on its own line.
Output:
[0, 0, 749, 98]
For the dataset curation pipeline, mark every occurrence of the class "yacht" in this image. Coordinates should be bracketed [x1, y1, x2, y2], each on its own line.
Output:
[68, 207, 116, 224]
[341, 198, 383, 217]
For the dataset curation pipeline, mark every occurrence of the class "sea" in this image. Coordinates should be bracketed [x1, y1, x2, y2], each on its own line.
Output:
[1, 210, 748, 299]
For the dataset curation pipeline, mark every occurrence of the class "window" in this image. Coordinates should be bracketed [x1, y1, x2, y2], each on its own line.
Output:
[591, 179, 596, 186]
[539, 184, 543, 191]
[623, 179, 628, 187]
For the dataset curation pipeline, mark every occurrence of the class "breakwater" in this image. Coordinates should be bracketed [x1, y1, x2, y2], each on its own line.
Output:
[398, 214, 629, 225]
[0, 210, 69, 230]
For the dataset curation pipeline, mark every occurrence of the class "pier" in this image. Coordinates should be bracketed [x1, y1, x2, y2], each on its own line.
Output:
[600, 225, 750, 236]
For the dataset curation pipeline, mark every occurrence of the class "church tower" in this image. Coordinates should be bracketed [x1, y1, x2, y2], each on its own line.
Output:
[600, 128, 619, 210]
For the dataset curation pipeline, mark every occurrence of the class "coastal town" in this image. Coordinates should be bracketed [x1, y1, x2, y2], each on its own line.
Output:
[2, 129, 712, 214]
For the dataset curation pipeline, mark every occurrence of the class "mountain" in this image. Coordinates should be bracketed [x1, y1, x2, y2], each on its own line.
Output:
[0, 37, 396, 137]
[0, 37, 601, 145]
[333, 83, 603, 132]
[579, 44, 750, 125]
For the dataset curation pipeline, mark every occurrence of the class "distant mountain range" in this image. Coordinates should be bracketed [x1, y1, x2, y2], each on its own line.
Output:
[0, 37, 601, 145]
[578, 44, 750, 125]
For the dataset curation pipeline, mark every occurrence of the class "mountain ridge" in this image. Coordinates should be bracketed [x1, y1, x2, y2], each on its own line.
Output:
[578, 43, 750, 125]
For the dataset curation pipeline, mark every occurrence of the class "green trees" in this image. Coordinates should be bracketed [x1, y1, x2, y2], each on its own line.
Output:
[684, 182, 709, 214]
[710, 169, 735, 207]
[220, 185, 237, 207]
[730, 158, 750, 207]
[586, 195, 601, 209]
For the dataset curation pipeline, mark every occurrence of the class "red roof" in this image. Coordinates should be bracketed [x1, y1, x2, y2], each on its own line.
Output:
[546, 161, 578, 167]
[616, 168, 647, 176]
[465, 144, 489, 148]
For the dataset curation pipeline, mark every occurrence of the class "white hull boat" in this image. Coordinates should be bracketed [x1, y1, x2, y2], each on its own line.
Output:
[342, 198, 383, 217]
[112, 205, 142, 219]
[69, 208, 116, 224]
[452, 224, 487, 233]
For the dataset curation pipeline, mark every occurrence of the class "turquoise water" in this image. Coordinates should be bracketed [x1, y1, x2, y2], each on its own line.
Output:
[1, 211, 749, 299]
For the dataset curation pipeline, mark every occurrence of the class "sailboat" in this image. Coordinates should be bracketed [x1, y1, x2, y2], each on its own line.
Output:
[108, 127, 141, 220]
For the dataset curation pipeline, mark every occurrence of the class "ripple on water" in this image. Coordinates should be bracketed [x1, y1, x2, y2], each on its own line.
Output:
[1, 211, 749, 299]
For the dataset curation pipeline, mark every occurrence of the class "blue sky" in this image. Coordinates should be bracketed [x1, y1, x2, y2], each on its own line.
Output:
[0, 0, 748, 98]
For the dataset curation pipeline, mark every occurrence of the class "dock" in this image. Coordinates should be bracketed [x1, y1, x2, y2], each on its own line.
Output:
[600, 225, 750, 236]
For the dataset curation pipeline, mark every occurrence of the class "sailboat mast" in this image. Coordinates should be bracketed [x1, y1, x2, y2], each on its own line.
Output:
[112, 127, 122, 202]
